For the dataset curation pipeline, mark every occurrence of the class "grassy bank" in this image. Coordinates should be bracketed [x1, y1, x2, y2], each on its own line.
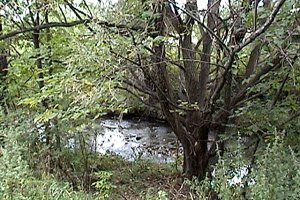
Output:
[90, 155, 186, 199]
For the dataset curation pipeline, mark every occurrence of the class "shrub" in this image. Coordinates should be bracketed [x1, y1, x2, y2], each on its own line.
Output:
[93, 171, 114, 199]
[188, 133, 300, 200]
[0, 123, 89, 200]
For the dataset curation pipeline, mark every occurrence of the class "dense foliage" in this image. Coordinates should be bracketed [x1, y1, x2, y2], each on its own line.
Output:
[0, 0, 299, 199]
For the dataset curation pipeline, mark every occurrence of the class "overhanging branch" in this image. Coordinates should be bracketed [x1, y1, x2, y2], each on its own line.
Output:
[233, 0, 286, 53]
[169, 1, 230, 54]
[0, 19, 145, 41]
[0, 20, 90, 41]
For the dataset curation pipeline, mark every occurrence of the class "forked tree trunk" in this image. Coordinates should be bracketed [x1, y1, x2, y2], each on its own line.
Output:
[164, 113, 213, 180]
[183, 143, 209, 180]
[149, 0, 222, 181]
[180, 126, 210, 180]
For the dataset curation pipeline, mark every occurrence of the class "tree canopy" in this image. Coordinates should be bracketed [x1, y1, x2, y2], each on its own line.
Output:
[0, 0, 299, 199]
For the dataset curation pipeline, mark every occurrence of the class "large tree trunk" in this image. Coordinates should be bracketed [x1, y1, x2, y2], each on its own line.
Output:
[183, 148, 209, 180]
[150, 0, 215, 180]
[163, 110, 213, 180]
[181, 127, 210, 180]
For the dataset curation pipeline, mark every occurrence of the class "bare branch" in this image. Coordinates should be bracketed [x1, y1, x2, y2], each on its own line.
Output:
[0, 20, 89, 41]
[170, 1, 230, 54]
[59, 5, 68, 23]
[210, 0, 286, 108]
[82, 0, 93, 18]
[110, 49, 140, 66]
[123, 79, 158, 99]
[116, 85, 160, 110]
[245, 44, 262, 78]
[0, 18, 147, 41]
[165, 2, 184, 33]
[271, 71, 290, 107]
[233, 0, 286, 53]
[199, 0, 220, 107]
[231, 55, 283, 106]
[64, 0, 92, 19]
[231, 47, 299, 107]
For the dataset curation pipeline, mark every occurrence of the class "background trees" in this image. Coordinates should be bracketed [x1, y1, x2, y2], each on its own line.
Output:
[0, 0, 124, 189]
[0, 0, 299, 198]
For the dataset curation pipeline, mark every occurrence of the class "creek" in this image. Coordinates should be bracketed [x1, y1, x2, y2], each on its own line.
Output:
[89, 118, 182, 163]
[70, 117, 250, 185]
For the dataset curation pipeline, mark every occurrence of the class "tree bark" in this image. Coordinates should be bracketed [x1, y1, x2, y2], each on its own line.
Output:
[0, 18, 8, 112]
[150, 0, 216, 181]
[181, 126, 210, 180]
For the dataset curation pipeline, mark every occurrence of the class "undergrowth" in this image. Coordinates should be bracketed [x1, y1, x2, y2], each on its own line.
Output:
[1, 114, 299, 200]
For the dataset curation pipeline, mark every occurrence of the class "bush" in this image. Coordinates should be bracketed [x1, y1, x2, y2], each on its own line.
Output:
[188, 133, 300, 200]
[0, 123, 89, 200]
